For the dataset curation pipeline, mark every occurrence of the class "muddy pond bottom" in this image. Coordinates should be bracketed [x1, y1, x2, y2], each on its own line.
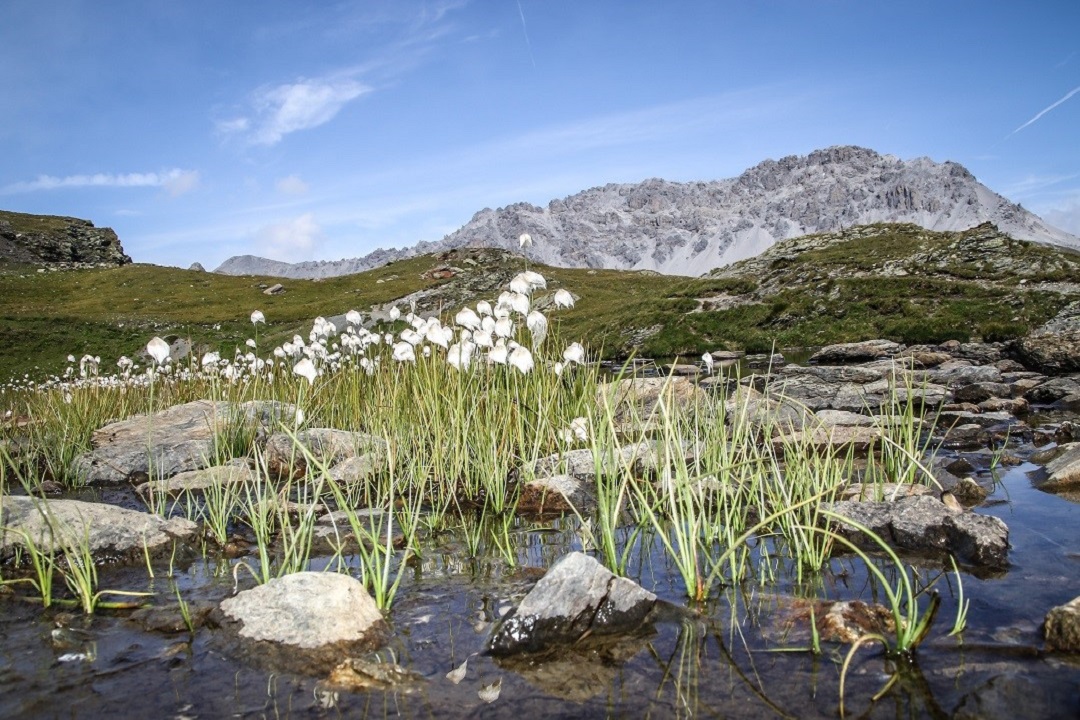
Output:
[1, 461, 1079, 720]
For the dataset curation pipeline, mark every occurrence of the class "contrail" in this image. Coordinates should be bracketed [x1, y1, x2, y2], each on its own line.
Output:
[517, 0, 536, 68]
[1009, 84, 1080, 136]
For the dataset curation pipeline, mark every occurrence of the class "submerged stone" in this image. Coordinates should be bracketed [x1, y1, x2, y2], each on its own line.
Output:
[1044, 595, 1080, 652]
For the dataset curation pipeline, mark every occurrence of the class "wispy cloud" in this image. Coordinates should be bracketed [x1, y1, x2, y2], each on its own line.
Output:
[276, 175, 309, 196]
[1, 168, 199, 195]
[1009, 85, 1080, 136]
[219, 74, 371, 146]
[253, 212, 322, 261]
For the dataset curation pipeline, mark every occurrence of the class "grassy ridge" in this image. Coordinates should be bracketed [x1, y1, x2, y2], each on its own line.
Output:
[2, 222, 1077, 381]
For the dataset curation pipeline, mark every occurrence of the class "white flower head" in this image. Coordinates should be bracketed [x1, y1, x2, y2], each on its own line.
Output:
[392, 341, 416, 363]
[508, 346, 534, 374]
[389, 306, 401, 322]
[250, 310, 265, 325]
[702, 352, 715, 374]
[346, 309, 362, 326]
[526, 310, 548, 347]
[293, 358, 318, 386]
[146, 337, 170, 365]
[553, 289, 575, 309]
[518, 232, 532, 249]
[563, 342, 585, 365]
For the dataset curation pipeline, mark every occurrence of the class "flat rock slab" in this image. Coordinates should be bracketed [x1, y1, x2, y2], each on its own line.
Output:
[135, 460, 256, 497]
[519, 474, 595, 514]
[1044, 595, 1080, 652]
[809, 339, 901, 364]
[487, 552, 656, 656]
[264, 428, 387, 478]
[826, 494, 1009, 568]
[0, 496, 197, 563]
[218, 572, 388, 674]
[774, 425, 882, 454]
[528, 441, 680, 480]
[73, 400, 294, 485]
[599, 376, 708, 433]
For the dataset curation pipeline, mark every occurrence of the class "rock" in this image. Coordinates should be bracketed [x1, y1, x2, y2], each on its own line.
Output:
[218, 572, 388, 674]
[73, 400, 293, 485]
[839, 483, 934, 501]
[815, 409, 875, 427]
[1044, 595, 1080, 652]
[487, 552, 657, 656]
[1024, 376, 1080, 404]
[598, 376, 708, 433]
[1012, 301, 1080, 373]
[951, 477, 991, 504]
[1036, 443, 1080, 492]
[518, 475, 596, 514]
[264, 428, 387, 479]
[809, 339, 901, 364]
[326, 455, 381, 484]
[898, 347, 952, 368]
[325, 657, 424, 692]
[773, 425, 881, 454]
[942, 423, 990, 449]
[953, 382, 1012, 404]
[0, 496, 197, 563]
[528, 441, 683, 481]
[263, 283, 285, 295]
[0, 210, 131, 267]
[135, 459, 256, 497]
[661, 363, 701, 377]
[827, 495, 1008, 567]
[727, 385, 812, 432]
[188, 262, 206, 272]
[926, 361, 1002, 387]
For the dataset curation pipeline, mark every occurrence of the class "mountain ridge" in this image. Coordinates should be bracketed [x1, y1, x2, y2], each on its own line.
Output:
[214, 145, 1079, 279]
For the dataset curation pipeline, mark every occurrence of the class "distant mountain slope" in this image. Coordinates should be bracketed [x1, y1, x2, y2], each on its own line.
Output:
[215, 145, 1079, 279]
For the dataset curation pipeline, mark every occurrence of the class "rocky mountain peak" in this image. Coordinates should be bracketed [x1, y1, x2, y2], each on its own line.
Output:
[214, 145, 1079, 280]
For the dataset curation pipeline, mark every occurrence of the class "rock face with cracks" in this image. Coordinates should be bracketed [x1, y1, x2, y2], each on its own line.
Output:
[487, 552, 657, 656]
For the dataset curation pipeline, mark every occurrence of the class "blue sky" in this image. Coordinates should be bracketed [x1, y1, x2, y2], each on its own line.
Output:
[2, 1, 1078, 268]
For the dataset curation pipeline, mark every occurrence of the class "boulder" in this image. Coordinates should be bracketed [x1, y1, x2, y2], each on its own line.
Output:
[0, 496, 197, 563]
[487, 552, 656, 655]
[518, 475, 596, 514]
[218, 572, 388, 674]
[773, 425, 882, 454]
[827, 495, 1008, 567]
[264, 428, 387, 478]
[1012, 301, 1080, 373]
[73, 400, 293, 485]
[528, 441, 683, 481]
[1044, 595, 1080, 652]
[925, 361, 1002, 387]
[1023, 377, 1080, 404]
[809, 339, 901, 364]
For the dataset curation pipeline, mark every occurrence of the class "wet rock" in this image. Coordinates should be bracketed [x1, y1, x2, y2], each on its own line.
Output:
[519, 475, 596, 514]
[131, 601, 215, 634]
[487, 552, 656, 656]
[767, 597, 896, 646]
[951, 477, 991, 504]
[809, 339, 900, 364]
[942, 423, 989, 449]
[528, 441, 683, 481]
[73, 400, 293, 485]
[135, 459, 256, 497]
[839, 483, 934, 501]
[264, 428, 387, 479]
[827, 495, 1009, 567]
[0, 497, 197, 563]
[218, 572, 388, 674]
[977, 396, 1029, 415]
[1036, 443, 1080, 492]
[1012, 300, 1080, 373]
[1044, 595, 1080, 652]
[661, 363, 701, 377]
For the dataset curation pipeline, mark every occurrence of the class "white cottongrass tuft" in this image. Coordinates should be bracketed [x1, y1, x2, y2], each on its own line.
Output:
[553, 289, 575, 309]
[526, 310, 548, 346]
[250, 310, 265, 325]
[508, 346, 534, 374]
[146, 337, 170, 365]
[563, 342, 585, 365]
[518, 233, 532, 249]
[293, 358, 317, 385]
[392, 341, 416, 363]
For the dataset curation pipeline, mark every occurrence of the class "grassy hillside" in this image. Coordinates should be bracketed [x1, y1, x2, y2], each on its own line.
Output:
[1, 223, 1077, 381]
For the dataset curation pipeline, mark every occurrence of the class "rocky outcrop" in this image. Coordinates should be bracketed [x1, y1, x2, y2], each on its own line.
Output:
[263, 428, 387, 479]
[1013, 301, 1080, 374]
[1044, 595, 1080, 652]
[487, 552, 657, 655]
[213, 146, 1080, 279]
[0, 210, 131, 267]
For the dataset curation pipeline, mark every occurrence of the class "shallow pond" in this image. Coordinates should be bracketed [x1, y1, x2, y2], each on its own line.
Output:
[1, 451, 1078, 718]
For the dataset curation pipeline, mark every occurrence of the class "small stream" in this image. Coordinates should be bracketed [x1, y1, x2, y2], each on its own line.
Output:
[2, 439, 1078, 719]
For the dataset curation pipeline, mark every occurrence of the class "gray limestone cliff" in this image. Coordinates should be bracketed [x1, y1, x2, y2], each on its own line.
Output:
[0, 210, 132, 267]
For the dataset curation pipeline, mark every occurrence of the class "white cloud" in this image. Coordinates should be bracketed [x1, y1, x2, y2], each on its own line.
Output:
[163, 169, 200, 197]
[254, 213, 322, 261]
[223, 75, 370, 146]
[1042, 195, 1080, 237]
[1, 168, 199, 195]
[276, 175, 309, 196]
